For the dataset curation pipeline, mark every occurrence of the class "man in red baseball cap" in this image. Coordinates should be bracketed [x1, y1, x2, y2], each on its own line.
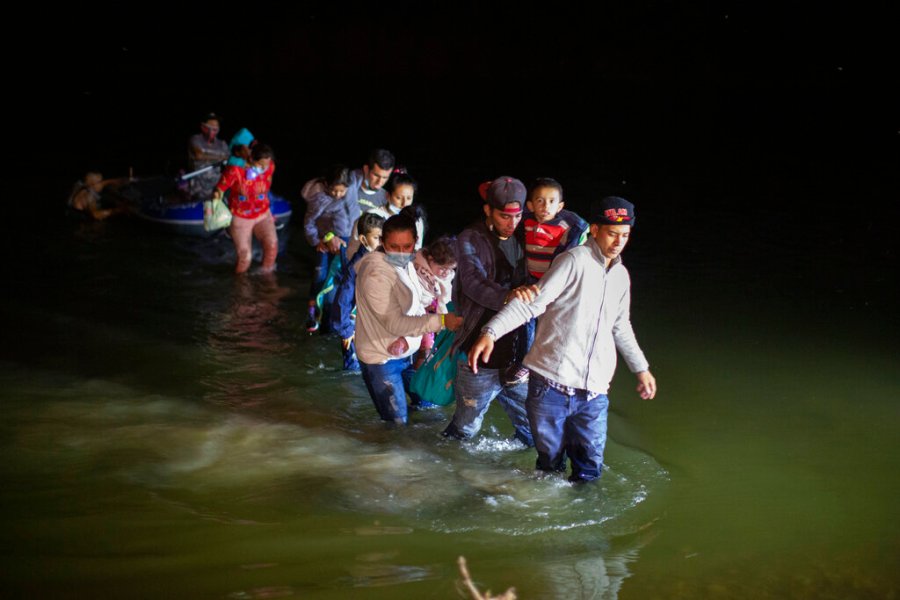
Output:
[442, 177, 538, 447]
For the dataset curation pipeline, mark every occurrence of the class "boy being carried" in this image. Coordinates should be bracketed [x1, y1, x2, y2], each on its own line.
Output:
[505, 177, 588, 385]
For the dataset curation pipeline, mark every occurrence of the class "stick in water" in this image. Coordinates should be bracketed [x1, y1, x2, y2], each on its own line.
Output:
[457, 556, 517, 600]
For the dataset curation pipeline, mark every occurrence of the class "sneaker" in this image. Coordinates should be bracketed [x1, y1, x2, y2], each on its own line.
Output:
[410, 399, 441, 411]
[502, 365, 530, 387]
[305, 307, 319, 333]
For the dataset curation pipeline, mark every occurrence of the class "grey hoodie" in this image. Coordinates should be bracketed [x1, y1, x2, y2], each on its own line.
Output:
[484, 236, 650, 394]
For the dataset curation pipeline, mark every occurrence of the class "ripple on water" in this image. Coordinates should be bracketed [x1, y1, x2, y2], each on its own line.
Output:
[4, 372, 669, 541]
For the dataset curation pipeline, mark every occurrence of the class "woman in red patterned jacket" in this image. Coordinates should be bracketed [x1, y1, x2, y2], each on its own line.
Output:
[211, 144, 278, 274]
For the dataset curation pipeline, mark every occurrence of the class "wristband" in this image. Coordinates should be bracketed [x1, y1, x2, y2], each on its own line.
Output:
[323, 232, 335, 243]
[481, 326, 497, 341]
[440, 314, 446, 329]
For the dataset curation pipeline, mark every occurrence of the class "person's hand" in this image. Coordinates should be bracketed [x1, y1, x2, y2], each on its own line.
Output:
[443, 313, 464, 332]
[505, 284, 540, 304]
[326, 236, 346, 254]
[413, 347, 429, 370]
[315, 241, 328, 253]
[387, 337, 409, 357]
[636, 371, 657, 399]
[341, 335, 354, 351]
[467, 334, 494, 374]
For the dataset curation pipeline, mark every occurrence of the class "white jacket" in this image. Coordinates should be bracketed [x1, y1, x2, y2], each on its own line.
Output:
[485, 237, 650, 394]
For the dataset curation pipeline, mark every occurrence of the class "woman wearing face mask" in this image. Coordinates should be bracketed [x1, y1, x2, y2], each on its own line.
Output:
[354, 213, 464, 425]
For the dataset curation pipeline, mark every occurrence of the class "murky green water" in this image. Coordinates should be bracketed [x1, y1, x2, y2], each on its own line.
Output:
[1, 216, 897, 598]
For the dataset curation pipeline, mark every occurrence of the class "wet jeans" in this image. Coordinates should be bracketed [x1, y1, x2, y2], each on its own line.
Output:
[442, 359, 534, 446]
[309, 249, 331, 296]
[360, 356, 415, 424]
[341, 339, 360, 372]
[526, 371, 609, 482]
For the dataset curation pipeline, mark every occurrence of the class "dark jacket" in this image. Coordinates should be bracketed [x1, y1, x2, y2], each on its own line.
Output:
[451, 220, 525, 355]
[330, 245, 370, 339]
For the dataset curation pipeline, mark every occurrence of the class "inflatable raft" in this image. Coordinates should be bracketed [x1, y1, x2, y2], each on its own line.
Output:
[134, 193, 293, 237]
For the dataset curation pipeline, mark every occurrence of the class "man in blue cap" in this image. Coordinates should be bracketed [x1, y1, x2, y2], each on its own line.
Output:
[467, 196, 657, 483]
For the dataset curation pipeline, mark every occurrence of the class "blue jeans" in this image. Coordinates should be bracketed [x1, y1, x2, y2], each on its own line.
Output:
[309, 249, 331, 297]
[341, 339, 360, 372]
[442, 359, 534, 446]
[526, 372, 609, 482]
[360, 356, 415, 424]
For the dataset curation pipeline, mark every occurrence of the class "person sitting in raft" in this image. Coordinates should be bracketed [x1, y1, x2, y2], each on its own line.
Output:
[354, 212, 464, 425]
[187, 112, 229, 201]
[211, 144, 278, 274]
[67, 171, 129, 220]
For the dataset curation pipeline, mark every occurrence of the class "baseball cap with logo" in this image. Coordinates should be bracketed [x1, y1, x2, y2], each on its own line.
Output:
[589, 196, 636, 227]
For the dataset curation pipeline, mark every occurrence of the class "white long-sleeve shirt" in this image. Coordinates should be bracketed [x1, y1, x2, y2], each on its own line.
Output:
[484, 237, 650, 394]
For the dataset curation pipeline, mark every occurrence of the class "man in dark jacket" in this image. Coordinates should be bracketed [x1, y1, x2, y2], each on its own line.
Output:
[442, 177, 537, 446]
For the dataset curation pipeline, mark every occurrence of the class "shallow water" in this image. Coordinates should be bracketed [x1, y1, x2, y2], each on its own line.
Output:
[1, 212, 898, 599]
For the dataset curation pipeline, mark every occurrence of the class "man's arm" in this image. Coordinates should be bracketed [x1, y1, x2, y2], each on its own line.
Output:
[456, 232, 510, 311]
[611, 278, 655, 399]
[208, 141, 230, 163]
[611, 284, 650, 374]
[71, 189, 114, 220]
[468, 253, 576, 371]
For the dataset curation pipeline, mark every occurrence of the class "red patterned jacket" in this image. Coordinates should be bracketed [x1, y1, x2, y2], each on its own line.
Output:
[215, 162, 275, 219]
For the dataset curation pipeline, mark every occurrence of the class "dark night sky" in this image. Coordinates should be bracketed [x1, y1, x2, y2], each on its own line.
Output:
[10, 3, 899, 260]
